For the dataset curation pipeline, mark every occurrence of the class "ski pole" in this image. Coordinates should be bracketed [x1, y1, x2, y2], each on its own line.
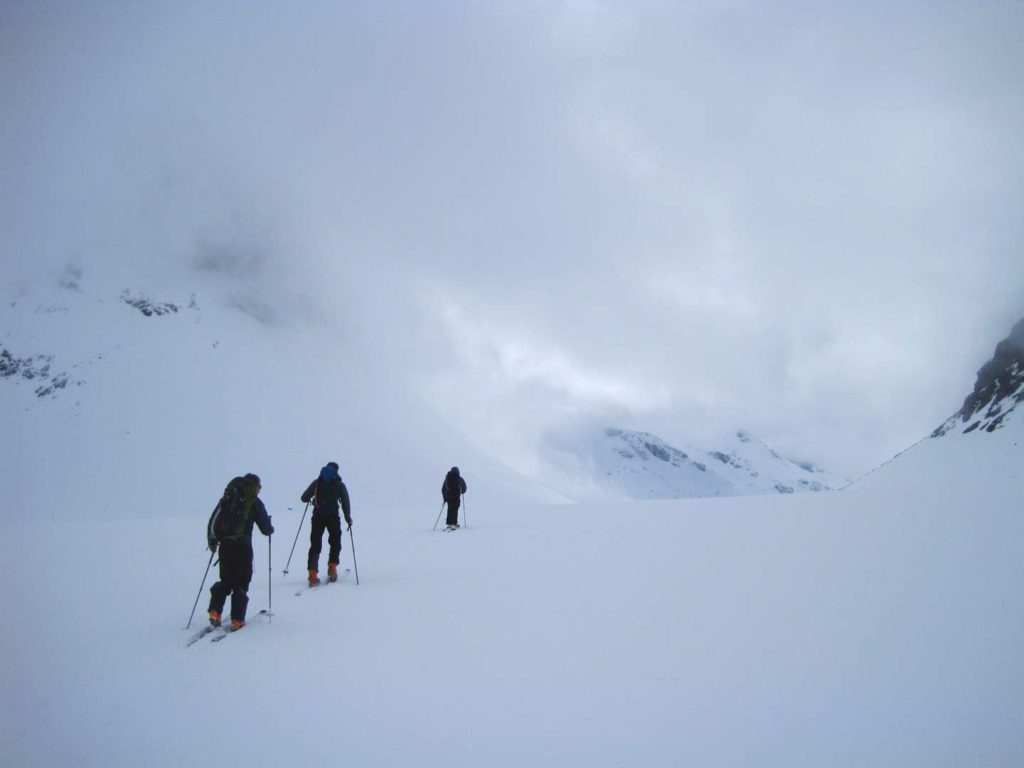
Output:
[267, 520, 273, 622]
[462, 493, 467, 529]
[349, 526, 360, 585]
[433, 501, 446, 531]
[283, 502, 309, 575]
[186, 549, 216, 629]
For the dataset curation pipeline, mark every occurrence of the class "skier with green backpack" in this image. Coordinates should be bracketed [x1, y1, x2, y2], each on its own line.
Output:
[206, 473, 274, 631]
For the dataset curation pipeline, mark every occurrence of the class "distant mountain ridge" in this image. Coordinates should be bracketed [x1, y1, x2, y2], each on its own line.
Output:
[545, 427, 846, 502]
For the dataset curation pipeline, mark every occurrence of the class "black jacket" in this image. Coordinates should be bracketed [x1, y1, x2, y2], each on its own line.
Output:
[207, 497, 273, 549]
[302, 476, 352, 523]
[246, 498, 274, 539]
[442, 471, 467, 502]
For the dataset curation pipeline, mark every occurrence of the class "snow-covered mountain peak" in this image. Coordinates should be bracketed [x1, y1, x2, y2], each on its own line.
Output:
[701, 429, 846, 495]
[543, 426, 844, 501]
[603, 427, 692, 466]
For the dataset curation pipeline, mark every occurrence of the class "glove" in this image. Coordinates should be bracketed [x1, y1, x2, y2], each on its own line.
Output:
[268, 525, 275, 535]
[208, 540, 218, 553]
[345, 519, 353, 531]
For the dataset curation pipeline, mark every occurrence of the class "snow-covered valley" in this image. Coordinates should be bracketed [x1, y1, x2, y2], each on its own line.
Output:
[3, 304, 1023, 765]
[3, 417, 1022, 766]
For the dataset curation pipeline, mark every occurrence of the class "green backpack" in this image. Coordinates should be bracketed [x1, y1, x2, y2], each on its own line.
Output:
[207, 476, 257, 543]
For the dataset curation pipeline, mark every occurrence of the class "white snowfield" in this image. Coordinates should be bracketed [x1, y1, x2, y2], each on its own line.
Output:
[2, 415, 1021, 767]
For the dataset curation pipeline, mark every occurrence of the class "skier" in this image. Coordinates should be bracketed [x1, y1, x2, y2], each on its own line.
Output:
[300, 461, 352, 586]
[441, 466, 467, 530]
[206, 473, 274, 631]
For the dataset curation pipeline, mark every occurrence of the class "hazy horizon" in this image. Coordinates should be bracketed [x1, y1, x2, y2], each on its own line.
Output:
[4, 1, 1023, 477]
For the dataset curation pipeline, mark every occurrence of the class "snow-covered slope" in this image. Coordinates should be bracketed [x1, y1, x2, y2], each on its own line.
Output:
[2, 410, 1021, 767]
[698, 429, 846, 494]
[541, 426, 844, 501]
[854, 316, 1024, 492]
[4, 281, 1021, 766]
[568, 427, 736, 500]
[0, 264, 568, 520]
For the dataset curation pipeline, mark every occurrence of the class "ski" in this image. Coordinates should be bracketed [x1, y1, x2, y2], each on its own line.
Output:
[186, 625, 217, 647]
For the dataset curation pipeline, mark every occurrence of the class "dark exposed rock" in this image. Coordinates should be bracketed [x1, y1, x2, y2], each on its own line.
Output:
[120, 290, 179, 317]
[35, 374, 71, 398]
[1, 348, 52, 380]
[933, 317, 1024, 436]
[1, 346, 78, 398]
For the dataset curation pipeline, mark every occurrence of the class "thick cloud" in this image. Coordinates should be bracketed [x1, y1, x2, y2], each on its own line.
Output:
[3, 0, 1023, 476]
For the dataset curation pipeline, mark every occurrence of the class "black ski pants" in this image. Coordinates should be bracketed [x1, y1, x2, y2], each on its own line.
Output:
[444, 496, 461, 526]
[208, 538, 254, 622]
[307, 512, 342, 572]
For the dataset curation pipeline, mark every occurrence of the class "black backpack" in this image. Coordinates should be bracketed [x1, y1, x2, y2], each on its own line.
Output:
[207, 477, 253, 543]
[443, 469, 463, 499]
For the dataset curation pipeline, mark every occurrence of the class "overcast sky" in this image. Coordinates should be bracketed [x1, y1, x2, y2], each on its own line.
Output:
[3, 0, 1023, 477]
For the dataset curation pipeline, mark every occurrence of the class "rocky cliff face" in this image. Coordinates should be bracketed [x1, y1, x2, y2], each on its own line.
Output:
[934, 317, 1024, 436]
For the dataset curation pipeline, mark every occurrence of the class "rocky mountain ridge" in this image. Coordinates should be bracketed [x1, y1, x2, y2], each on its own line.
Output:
[933, 317, 1024, 437]
[1, 282, 196, 402]
[849, 314, 1024, 491]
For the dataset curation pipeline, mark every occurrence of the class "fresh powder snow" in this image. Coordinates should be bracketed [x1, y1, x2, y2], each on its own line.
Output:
[1, 414, 1022, 766]
[2, 264, 1023, 766]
